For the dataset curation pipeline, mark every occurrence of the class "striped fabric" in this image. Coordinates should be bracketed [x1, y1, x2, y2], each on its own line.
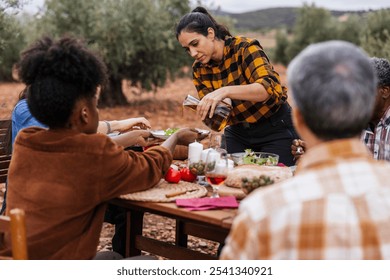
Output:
[192, 36, 287, 124]
[221, 139, 390, 259]
[361, 107, 390, 160]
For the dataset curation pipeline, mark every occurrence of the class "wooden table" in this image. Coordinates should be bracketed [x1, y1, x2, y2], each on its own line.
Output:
[109, 198, 237, 260]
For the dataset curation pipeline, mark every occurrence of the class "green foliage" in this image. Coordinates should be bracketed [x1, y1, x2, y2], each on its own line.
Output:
[335, 14, 362, 46]
[272, 4, 384, 65]
[360, 9, 390, 58]
[273, 30, 289, 65]
[286, 4, 338, 61]
[36, 0, 191, 92]
[0, 0, 25, 81]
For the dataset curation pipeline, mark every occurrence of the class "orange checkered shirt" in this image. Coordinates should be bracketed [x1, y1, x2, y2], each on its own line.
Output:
[221, 139, 390, 259]
[192, 36, 287, 124]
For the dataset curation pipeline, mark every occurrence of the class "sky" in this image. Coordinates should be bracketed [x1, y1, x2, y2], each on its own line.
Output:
[23, 0, 390, 14]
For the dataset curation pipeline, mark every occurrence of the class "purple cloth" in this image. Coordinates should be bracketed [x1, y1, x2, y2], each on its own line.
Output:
[176, 196, 239, 211]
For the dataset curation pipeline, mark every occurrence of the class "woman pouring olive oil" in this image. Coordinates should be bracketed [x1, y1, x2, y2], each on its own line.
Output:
[177, 6, 299, 166]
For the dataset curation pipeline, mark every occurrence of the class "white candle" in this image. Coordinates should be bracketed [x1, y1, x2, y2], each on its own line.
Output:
[201, 148, 212, 162]
[188, 141, 203, 163]
[228, 159, 235, 171]
[214, 160, 227, 174]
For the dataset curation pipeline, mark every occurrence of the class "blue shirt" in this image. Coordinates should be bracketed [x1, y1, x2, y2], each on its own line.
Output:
[11, 99, 46, 147]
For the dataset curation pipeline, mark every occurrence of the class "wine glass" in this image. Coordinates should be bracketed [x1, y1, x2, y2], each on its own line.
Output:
[204, 149, 228, 198]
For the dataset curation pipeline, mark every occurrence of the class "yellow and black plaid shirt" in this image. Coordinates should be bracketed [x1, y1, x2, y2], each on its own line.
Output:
[193, 36, 287, 124]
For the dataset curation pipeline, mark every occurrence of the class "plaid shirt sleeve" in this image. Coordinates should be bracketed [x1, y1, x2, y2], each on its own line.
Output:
[192, 37, 287, 123]
[241, 42, 286, 105]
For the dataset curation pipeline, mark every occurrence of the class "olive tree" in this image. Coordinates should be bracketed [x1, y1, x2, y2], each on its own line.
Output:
[0, 0, 25, 81]
[360, 9, 390, 58]
[37, 0, 191, 106]
[286, 4, 338, 61]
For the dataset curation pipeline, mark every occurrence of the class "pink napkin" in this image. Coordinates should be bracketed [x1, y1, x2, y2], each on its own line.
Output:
[176, 196, 239, 211]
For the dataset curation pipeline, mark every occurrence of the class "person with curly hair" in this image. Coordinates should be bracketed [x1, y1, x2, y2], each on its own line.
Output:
[0, 35, 201, 259]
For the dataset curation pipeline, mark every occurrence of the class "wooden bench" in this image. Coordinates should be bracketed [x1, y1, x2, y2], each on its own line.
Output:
[0, 119, 12, 184]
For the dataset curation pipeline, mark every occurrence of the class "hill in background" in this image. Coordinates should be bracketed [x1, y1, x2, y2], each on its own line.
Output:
[214, 7, 372, 30]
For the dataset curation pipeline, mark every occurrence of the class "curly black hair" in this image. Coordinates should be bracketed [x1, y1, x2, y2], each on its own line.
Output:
[17, 36, 108, 128]
[370, 57, 390, 88]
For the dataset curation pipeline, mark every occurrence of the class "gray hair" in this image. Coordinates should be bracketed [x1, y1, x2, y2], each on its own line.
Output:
[287, 40, 377, 140]
[370, 57, 390, 87]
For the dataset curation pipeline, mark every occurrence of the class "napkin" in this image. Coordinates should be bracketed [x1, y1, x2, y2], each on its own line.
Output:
[176, 196, 239, 211]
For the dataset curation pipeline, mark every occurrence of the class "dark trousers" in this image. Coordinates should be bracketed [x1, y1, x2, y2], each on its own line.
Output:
[104, 204, 127, 256]
[224, 103, 299, 167]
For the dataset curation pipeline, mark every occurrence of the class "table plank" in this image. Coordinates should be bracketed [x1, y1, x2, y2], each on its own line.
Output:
[111, 198, 236, 228]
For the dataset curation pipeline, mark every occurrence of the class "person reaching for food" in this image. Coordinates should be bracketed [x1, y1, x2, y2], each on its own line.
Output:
[0, 35, 202, 259]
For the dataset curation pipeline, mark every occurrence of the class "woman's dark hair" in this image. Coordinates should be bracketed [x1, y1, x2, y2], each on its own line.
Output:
[175, 6, 231, 40]
[17, 36, 107, 128]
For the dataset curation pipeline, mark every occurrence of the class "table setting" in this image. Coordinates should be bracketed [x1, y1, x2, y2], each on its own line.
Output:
[119, 130, 294, 210]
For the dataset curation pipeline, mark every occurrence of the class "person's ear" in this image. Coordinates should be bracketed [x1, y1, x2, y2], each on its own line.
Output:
[207, 27, 215, 40]
[381, 86, 390, 99]
[80, 107, 89, 124]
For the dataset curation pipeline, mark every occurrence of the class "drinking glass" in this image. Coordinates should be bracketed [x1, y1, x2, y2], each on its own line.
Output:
[204, 149, 228, 198]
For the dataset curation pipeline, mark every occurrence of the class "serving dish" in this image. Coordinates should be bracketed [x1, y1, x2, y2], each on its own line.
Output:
[230, 151, 279, 166]
[150, 130, 170, 140]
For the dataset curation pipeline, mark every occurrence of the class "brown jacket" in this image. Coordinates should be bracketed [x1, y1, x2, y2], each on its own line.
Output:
[0, 127, 172, 259]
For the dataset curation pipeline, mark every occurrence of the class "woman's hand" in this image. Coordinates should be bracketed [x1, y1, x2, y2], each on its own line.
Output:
[98, 117, 151, 135]
[197, 88, 229, 120]
[115, 117, 151, 133]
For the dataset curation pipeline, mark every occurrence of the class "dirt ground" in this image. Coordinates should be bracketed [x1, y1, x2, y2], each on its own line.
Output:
[0, 65, 286, 259]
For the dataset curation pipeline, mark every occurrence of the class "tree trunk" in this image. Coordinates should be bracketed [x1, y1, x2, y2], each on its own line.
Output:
[99, 75, 128, 107]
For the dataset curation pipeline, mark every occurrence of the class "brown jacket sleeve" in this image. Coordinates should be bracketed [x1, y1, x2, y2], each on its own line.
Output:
[99, 139, 172, 200]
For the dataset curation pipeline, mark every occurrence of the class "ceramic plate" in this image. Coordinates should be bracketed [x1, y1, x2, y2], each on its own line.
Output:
[151, 128, 210, 140]
[150, 130, 170, 140]
[195, 128, 210, 136]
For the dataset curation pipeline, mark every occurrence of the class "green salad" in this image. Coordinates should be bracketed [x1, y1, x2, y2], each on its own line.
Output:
[242, 149, 278, 166]
[164, 128, 179, 136]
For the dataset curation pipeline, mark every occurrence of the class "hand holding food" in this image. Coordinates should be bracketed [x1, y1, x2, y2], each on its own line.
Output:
[173, 128, 206, 146]
[116, 117, 152, 133]
[291, 139, 306, 161]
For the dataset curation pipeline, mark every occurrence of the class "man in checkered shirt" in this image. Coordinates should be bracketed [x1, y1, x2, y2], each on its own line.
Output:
[221, 41, 390, 260]
[361, 57, 390, 160]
